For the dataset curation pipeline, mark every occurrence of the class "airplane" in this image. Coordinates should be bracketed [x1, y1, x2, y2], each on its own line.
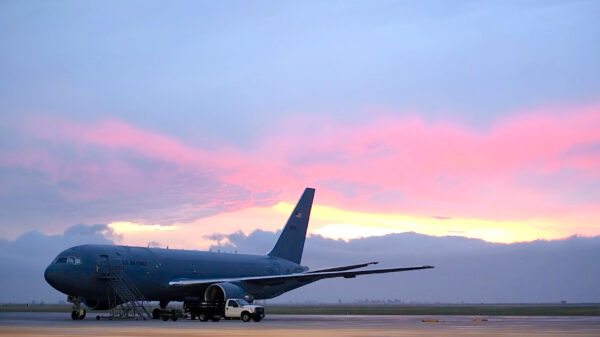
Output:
[44, 188, 433, 320]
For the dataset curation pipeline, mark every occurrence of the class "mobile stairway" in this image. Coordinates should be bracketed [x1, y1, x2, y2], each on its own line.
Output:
[100, 266, 151, 320]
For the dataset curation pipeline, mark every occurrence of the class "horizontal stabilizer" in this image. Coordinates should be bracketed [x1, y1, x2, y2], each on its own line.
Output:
[308, 262, 379, 273]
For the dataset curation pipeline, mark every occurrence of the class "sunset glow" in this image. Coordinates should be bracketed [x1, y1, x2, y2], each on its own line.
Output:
[4, 103, 595, 245]
[108, 221, 179, 234]
[273, 201, 586, 243]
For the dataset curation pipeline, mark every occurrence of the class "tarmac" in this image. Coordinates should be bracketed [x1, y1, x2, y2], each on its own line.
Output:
[1, 312, 600, 336]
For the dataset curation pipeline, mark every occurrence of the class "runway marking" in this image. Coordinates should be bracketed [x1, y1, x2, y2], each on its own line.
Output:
[1, 313, 600, 337]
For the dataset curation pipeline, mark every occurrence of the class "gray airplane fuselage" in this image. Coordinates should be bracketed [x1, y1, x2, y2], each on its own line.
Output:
[44, 244, 304, 307]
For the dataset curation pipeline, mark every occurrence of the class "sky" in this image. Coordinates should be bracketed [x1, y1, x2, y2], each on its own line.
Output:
[1, 0, 600, 251]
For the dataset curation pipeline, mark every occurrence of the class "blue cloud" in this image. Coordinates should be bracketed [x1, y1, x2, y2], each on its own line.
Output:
[210, 231, 600, 303]
[0, 224, 114, 303]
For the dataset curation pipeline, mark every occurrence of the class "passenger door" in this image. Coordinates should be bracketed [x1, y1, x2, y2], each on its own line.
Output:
[97, 255, 110, 277]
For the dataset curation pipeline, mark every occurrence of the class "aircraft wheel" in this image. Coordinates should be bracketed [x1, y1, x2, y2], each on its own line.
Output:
[171, 315, 178, 321]
[71, 310, 78, 320]
[161, 315, 169, 321]
[79, 309, 86, 320]
[152, 309, 161, 319]
[241, 312, 251, 322]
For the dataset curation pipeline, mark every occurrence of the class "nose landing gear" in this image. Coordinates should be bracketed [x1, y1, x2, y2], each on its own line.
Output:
[67, 295, 86, 320]
[71, 308, 86, 320]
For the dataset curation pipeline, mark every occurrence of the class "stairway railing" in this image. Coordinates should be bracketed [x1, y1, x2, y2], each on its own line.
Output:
[104, 265, 151, 320]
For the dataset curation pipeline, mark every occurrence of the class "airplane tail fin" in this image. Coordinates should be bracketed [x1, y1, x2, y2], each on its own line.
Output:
[267, 188, 315, 264]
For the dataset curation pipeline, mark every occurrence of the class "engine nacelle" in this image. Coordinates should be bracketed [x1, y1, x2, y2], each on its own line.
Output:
[204, 282, 254, 303]
[82, 298, 111, 310]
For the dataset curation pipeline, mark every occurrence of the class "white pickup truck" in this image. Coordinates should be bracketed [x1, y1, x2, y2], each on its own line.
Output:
[224, 299, 265, 322]
[175, 298, 265, 322]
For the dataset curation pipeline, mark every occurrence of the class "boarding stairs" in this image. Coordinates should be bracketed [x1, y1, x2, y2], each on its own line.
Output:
[104, 266, 151, 320]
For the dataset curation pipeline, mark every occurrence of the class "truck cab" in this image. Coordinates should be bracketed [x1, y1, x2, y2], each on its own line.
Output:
[225, 299, 265, 322]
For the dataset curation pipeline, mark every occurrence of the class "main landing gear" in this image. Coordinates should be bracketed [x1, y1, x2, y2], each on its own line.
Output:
[152, 300, 179, 321]
[67, 295, 86, 320]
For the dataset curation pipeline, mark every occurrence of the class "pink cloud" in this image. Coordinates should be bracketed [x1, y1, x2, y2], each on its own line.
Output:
[217, 103, 600, 221]
[5, 102, 600, 231]
[27, 118, 212, 166]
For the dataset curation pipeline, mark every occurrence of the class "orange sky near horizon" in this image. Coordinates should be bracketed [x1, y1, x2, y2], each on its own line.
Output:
[106, 199, 598, 251]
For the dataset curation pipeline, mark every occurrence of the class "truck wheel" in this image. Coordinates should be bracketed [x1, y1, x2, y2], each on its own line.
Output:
[252, 316, 262, 322]
[198, 314, 208, 322]
[241, 312, 251, 322]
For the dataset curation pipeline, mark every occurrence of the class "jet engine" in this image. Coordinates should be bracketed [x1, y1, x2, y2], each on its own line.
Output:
[82, 298, 111, 310]
[204, 282, 254, 303]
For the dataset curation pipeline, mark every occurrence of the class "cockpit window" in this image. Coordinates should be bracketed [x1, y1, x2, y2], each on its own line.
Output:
[54, 256, 81, 265]
[67, 256, 82, 265]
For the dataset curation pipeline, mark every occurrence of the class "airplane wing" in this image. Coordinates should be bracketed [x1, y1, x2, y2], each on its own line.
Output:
[169, 265, 433, 288]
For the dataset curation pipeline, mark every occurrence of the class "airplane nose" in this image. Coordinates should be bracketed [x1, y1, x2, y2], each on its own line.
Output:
[44, 265, 59, 289]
